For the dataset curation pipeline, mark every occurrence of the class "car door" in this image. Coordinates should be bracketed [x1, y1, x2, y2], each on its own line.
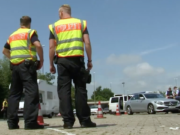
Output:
[111, 97, 119, 112]
[138, 94, 147, 112]
[129, 94, 139, 112]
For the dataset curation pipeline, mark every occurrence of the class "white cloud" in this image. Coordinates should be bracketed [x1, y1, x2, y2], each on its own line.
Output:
[140, 44, 176, 55]
[123, 62, 165, 77]
[106, 54, 142, 65]
[138, 81, 147, 87]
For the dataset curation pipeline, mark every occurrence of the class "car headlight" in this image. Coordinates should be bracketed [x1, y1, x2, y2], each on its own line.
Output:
[154, 101, 164, 105]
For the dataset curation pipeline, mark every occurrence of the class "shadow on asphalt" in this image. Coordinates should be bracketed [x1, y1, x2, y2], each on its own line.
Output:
[97, 124, 117, 128]
[45, 124, 117, 129]
[45, 125, 62, 128]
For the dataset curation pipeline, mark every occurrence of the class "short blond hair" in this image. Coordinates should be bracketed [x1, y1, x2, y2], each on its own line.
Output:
[59, 4, 71, 15]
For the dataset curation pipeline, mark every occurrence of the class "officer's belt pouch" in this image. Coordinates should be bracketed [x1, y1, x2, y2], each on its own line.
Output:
[53, 55, 58, 64]
[24, 59, 31, 67]
[24, 59, 39, 72]
[10, 62, 13, 70]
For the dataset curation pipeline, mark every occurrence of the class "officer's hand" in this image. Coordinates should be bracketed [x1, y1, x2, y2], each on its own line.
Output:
[37, 61, 43, 70]
[87, 62, 93, 70]
[50, 65, 56, 74]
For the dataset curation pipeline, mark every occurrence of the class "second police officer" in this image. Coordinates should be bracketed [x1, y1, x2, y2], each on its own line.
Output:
[48, 4, 96, 129]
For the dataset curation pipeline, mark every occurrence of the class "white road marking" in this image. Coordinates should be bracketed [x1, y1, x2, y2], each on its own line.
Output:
[169, 127, 179, 130]
[47, 128, 76, 135]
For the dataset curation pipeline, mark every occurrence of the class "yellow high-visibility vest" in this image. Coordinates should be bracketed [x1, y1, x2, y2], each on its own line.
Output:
[2, 101, 8, 107]
[48, 18, 87, 57]
[7, 28, 38, 64]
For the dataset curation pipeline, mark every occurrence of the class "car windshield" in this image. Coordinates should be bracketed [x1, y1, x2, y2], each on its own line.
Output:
[90, 105, 98, 108]
[144, 94, 164, 99]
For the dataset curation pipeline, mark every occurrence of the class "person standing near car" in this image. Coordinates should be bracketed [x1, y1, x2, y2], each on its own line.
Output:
[48, 4, 96, 129]
[175, 87, 180, 97]
[1, 98, 8, 120]
[165, 87, 173, 99]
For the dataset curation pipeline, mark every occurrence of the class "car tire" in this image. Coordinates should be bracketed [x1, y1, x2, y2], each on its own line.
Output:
[109, 110, 112, 114]
[147, 104, 156, 114]
[127, 106, 133, 115]
[171, 110, 179, 113]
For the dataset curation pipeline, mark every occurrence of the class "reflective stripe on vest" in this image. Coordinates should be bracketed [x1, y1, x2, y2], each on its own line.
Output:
[9, 29, 37, 64]
[11, 46, 36, 52]
[50, 18, 85, 57]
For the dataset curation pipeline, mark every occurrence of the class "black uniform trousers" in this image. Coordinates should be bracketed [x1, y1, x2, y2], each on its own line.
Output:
[57, 57, 91, 125]
[7, 62, 39, 127]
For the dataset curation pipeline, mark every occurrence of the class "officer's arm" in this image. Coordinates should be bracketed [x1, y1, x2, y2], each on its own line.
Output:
[1, 102, 5, 111]
[2, 42, 10, 59]
[31, 34, 44, 62]
[49, 31, 56, 66]
[33, 41, 44, 62]
[176, 90, 179, 96]
[165, 92, 168, 98]
[83, 29, 92, 61]
[2, 48, 10, 59]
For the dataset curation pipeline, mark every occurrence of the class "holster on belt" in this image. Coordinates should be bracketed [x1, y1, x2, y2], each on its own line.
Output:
[10, 62, 13, 70]
[24, 59, 40, 72]
[80, 68, 91, 84]
[53, 55, 58, 64]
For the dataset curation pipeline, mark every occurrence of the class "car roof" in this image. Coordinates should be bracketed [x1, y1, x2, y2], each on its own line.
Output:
[133, 93, 159, 95]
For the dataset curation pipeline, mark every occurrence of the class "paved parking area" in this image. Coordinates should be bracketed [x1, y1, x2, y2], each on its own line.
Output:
[0, 113, 180, 135]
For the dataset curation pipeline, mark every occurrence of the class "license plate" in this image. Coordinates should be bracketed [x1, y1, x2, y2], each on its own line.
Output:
[168, 106, 175, 108]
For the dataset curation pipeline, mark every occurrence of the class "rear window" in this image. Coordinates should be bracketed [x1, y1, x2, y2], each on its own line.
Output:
[111, 97, 118, 103]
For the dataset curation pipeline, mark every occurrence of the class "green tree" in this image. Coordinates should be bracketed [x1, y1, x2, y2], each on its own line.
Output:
[37, 72, 55, 85]
[91, 86, 114, 101]
[0, 57, 12, 118]
[159, 91, 165, 97]
[0, 57, 12, 96]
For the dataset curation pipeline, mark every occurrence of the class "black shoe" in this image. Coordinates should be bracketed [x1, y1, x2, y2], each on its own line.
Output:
[9, 125, 19, 130]
[25, 124, 44, 130]
[63, 123, 73, 129]
[81, 122, 96, 128]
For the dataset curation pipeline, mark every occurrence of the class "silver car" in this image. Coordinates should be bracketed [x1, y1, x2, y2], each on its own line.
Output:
[125, 93, 180, 115]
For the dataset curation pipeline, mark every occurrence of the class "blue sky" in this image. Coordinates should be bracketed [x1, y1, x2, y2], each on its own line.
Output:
[1, 0, 180, 98]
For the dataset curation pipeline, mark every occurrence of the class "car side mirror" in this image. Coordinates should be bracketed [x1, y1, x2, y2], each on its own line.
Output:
[140, 97, 145, 100]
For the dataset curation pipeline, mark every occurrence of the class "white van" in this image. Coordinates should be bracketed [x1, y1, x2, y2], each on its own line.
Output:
[109, 94, 133, 113]
[10, 79, 59, 118]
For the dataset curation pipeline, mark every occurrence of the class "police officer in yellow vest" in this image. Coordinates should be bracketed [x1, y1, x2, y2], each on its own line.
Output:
[49, 4, 96, 129]
[1, 98, 8, 120]
[2, 16, 44, 130]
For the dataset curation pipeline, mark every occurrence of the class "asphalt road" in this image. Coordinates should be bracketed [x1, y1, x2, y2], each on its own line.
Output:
[0, 113, 180, 135]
